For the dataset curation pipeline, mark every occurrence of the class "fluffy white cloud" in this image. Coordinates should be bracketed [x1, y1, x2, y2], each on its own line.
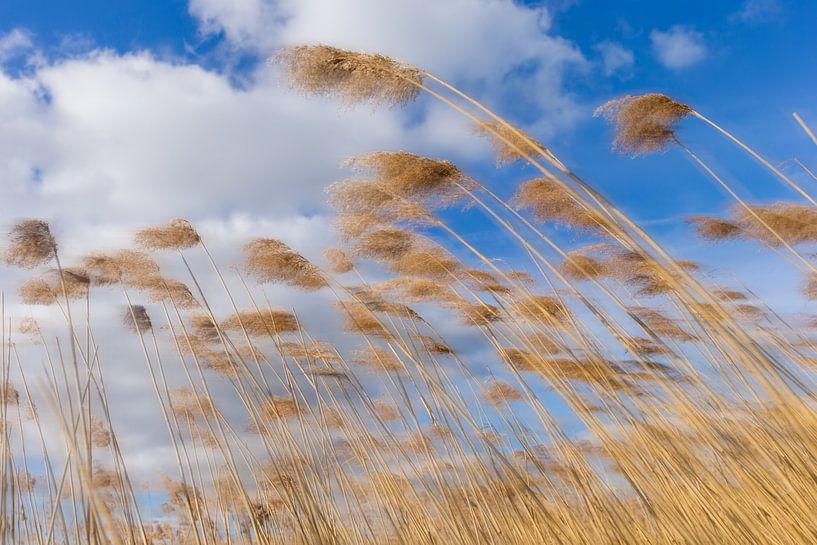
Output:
[189, 0, 587, 135]
[650, 26, 707, 70]
[595, 40, 634, 77]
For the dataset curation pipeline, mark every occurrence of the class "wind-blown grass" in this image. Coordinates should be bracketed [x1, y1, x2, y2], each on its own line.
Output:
[1, 44, 817, 545]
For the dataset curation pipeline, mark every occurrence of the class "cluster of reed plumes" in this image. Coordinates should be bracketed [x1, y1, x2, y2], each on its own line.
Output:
[3, 44, 817, 545]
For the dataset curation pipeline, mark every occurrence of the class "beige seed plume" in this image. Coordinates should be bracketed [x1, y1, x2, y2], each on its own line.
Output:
[559, 253, 608, 280]
[689, 216, 743, 242]
[220, 309, 299, 337]
[484, 380, 523, 406]
[472, 121, 550, 166]
[595, 93, 692, 155]
[324, 247, 354, 273]
[353, 227, 415, 261]
[135, 219, 200, 250]
[345, 151, 474, 206]
[389, 245, 460, 279]
[244, 238, 327, 291]
[513, 177, 610, 232]
[123, 304, 152, 333]
[733, 202, 817, 246]
[5, 219, 56, 269]
[272, 45, 424, 108]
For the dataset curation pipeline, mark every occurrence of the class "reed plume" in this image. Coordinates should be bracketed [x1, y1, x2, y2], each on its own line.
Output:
[595, 93, 692, 155]
[244, 238, 327, 290]
[135, 219, 201, 250]
[5, 219, 56, 268]
[273, 45, 423, 107]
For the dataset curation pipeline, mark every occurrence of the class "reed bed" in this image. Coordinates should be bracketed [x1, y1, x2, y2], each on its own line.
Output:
[2, 44, 817, 544]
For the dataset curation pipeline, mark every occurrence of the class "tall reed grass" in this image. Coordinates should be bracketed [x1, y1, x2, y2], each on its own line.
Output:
[2, 44, 817, 544]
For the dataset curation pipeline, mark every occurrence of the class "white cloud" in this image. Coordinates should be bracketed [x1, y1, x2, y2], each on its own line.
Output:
[733, 0, 783, 23]
[595, 40, 634, 76]
[0, 28, 34, 63]
[189, 0, 587, 135]
[650, 26, 707, 70]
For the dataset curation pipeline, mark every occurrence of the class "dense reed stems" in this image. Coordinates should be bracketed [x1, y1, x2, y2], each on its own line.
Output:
[2, 44, 817, 545]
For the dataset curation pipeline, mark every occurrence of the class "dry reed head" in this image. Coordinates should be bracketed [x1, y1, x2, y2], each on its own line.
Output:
[607, 250, 675, 297]
[629, 306, 695, 342]
[170, 388, 216, 421]
[273, 45, 423, 107]
[328, 179, 397, 215]
[559, 253, 608, 280]
[91, 418, 112, 448]
[339, 301, 390, 337]
[18, 317, 40, 337]
[457, 302, 502, 326]
[220, 309, 299, 337]
[114, 249, 161, 286]
[472, 120, 549, 165]
[5, 219, 56, 269]
[346, 151, 474, 206]
[510, 295, 570, 325]
[484, 380, 523, 406]
[373, 399, 399, 421]
[1, 383, 19, 405]
[19, 268, 90, 304]
[595, 93, 692, 155]
[19, 278, 58, 305]
[334, 213, 385, 241]
[280, 340, 339, 363]
[689, 216, 743, 242]
[135, 219, 200, 250]
[124, 304, 152, 333]
[513, 177, 609, 232]
[259, 396, 301, 421]
[387, 244, 460, 280]
[144, 277, 198, 309]
[733, 202, 817, 246]
[354, 346, 403, 372]
[324, 247, 355, 273]
[189, 313, 220, 341]
[805, 274, 817, 300]
[463, 269, 511, 294]
[353, 227, 415, 261]
[244, 238, 327, 290]
[377, 277, 458, 304]
[413, 335, 455, 356]
[82, 253, 123, 285]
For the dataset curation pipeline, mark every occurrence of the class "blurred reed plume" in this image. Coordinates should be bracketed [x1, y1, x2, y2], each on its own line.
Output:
[595, 93, 691, 155]
[3, 43, 817, 545]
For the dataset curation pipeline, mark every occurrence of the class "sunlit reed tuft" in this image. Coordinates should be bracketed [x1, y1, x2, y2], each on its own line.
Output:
[595, 93, 692, 155]
[273, 45, 424, 107]
[5, 219, 56, 269]
[135, 218, 201, 250]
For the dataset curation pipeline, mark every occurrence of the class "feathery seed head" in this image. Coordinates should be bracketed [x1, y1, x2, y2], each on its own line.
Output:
[124, 304, 152, 333]
[324, 247, 355, 273]
[472, 121, 549, 166]
[595, 93, 692, 155]
[6, 220, 56, 269]
[135, 219, 200, 250]
[273, 45, 423, 108]
[513, 177, 610, 232]
[244, 238, 327, 291]
[220, 309, 299, 337]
